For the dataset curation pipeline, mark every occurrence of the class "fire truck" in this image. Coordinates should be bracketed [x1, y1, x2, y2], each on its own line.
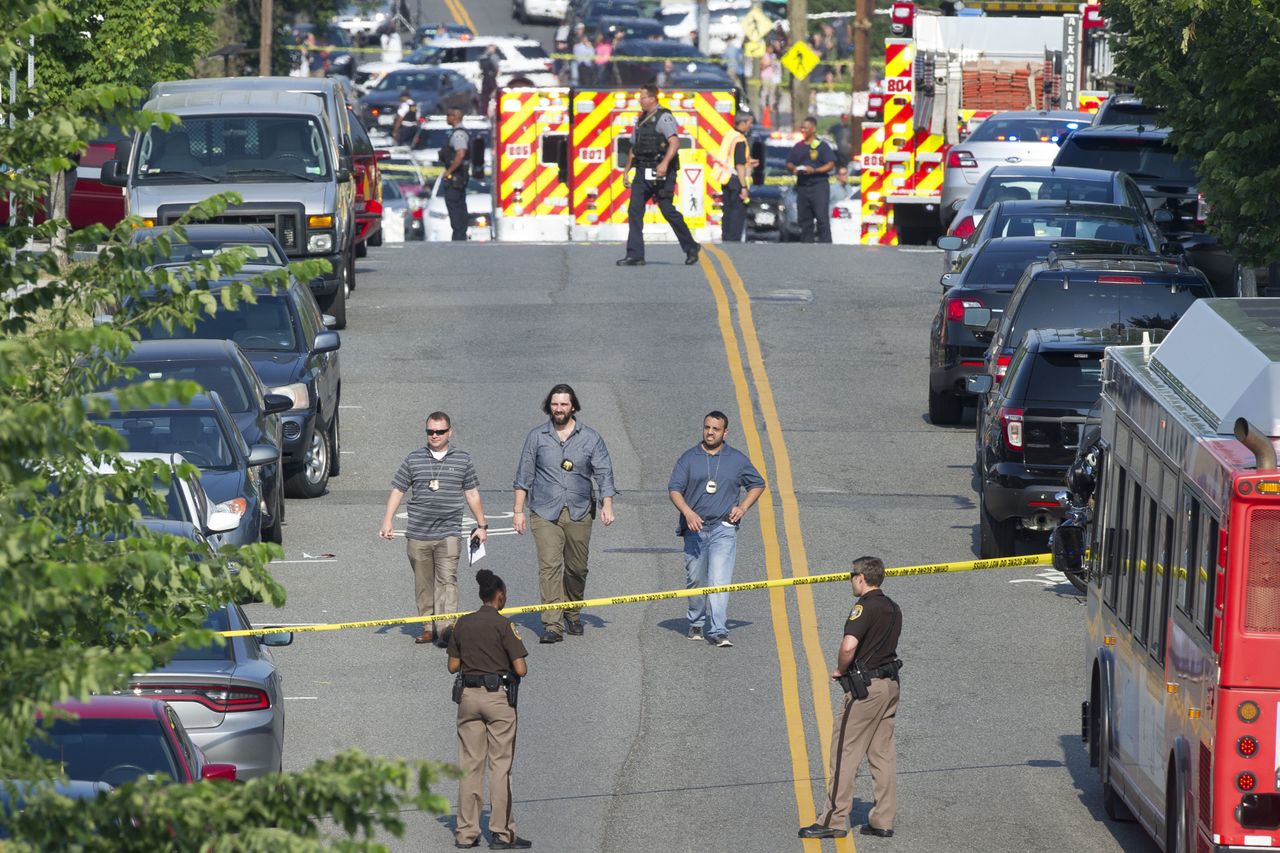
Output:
[493, 86, 737, 243]
[860, 1, 1110, 245]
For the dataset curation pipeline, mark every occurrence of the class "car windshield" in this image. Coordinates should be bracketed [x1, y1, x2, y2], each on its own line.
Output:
[381, 178, 405, 199]
[1057, 137, 1199, 183]
[377, 71, 441, 92]
[968, 117, 1086, 144]
[99, 412, 238, 470]
[103, 360, 254, 414]
[990, 212, 1146, 243]
[965, 247, 1054, 287]
[1008, 281, 1200, 344]
[976, 178, 1111, 207]
[30, 718, 179, 784]
[171, 607, 235, 661]
[136, 115, 331, 182]
[406, 46, 443, 63]
[138, 293, 298, 353]
[144, 240, 286, 266]
[516, 44, 550, 59]
[410, 128, 452, 150]
[1027, 351, 1105, 404]
[1096, 102, 1164, 126]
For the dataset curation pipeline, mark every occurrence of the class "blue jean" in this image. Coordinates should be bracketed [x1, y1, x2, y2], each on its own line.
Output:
[684, 522, 738, 638]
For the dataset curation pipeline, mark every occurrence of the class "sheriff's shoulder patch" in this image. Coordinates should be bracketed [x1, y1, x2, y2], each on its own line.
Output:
[512, 623, 522, 640]
[849, 604, 863, 621]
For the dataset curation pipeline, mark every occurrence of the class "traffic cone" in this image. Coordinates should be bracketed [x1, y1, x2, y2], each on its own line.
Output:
[762, 104, 773, 129]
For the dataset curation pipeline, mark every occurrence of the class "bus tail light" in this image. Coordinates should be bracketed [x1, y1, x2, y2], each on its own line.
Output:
[1238, 736, 1259, 757]
[1239, 700, 1261, 723]
[1238, 771, 1258, 792]
[1000, 406, 1024, 451]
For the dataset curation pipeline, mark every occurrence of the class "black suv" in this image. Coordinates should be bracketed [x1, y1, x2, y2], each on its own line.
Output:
[966, 328, 1162, 557]
[966, 255, 1213, 387]
[1052, 125, 1246, 296]
[928, 236, 1155, 425]
[135, 268, 342, 499]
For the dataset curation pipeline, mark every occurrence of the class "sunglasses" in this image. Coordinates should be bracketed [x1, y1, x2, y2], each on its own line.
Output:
[426, 429, 450, 436]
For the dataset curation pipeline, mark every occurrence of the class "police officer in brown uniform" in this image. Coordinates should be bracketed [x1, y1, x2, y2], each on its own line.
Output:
[800, 556, 903, 840]
[448, 570, 532, 849]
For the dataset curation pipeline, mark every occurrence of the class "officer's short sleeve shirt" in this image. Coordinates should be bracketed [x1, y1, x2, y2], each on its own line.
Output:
[842, 588, 902, 668]
[448, 605, 529, 675]
[655, 111, 680, 140]
[449, 128, 470, 153]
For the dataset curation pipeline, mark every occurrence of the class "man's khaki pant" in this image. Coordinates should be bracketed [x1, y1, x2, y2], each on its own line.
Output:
[406, 536, 461, 632]
[818, 677, 899, 831]
[530, 507, 593, 633]
[456, 687, 519, 845]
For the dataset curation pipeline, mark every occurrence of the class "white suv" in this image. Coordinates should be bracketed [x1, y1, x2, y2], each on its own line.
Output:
[356, 37, 557, 94]
[514, 0, 569, 24]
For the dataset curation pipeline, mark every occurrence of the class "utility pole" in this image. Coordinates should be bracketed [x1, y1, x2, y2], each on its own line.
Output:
[787, 0, 808, 128]
[850, 0, 874, 146]
[259, 0, 273, 76]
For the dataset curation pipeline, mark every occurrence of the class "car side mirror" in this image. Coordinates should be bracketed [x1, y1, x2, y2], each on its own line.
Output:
[247, 444, 280, 466]
[200, 763, 237, 782]
[205, 510, 241, 534]
[940, 272, 956, 290]
[965, 374, 994, 395]
[264, 393, 293, 415]
[100, 160, 128, 187]
[312, 330, 341, 353]
[260, 630, 294, 647]
[336, 167, 352, 182]
[963, 306, 993, 329]
[936, 236, 962, 251]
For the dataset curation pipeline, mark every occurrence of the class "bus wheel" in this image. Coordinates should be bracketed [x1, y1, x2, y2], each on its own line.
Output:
[1166, 764, 1188, 853]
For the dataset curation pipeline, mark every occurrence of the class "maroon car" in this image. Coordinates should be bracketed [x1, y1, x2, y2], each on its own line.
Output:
[0, 131, 128, 231]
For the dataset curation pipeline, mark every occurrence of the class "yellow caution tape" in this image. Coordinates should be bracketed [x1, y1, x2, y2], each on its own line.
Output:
[221, 553, 1051, 637]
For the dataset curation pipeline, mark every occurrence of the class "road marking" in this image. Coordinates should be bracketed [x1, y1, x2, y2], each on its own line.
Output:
[338, 405, 363, 410]
[443, 0, 477, 35]
[285, 696, 319, 700]
[270, 558, 337, 564]
[707, 245, 845, 849]
[699, 250, 821, 847]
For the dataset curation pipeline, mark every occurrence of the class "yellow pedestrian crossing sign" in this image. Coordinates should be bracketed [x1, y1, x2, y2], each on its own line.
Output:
[780, 41, 820, 82]
[741, 7, 773, 43]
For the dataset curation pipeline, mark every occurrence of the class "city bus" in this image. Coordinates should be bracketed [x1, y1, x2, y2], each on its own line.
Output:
[1080, 298, 1280, 853]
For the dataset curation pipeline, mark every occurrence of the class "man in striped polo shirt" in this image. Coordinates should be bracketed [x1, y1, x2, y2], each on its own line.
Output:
[380, 411, 488, 647]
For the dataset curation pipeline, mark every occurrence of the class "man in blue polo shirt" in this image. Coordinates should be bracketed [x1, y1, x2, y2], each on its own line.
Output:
[786, 115, 836, 243]
[668, 411, 766, 648]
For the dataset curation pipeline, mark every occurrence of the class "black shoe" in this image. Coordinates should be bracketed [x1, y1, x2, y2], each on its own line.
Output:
[860, 825, 894, 838]
[489, 837, 532, 850]
[685, 247, 701, 265]
[455, 839, 480, 849]
[798, 824, 847, 839]
[616, 256, 645, 266]
[565, 620, 584, 636]
[539, 631, 563, 644]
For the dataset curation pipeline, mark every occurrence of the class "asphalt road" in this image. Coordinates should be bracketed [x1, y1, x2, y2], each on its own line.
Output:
[244, 237, 1160, 853]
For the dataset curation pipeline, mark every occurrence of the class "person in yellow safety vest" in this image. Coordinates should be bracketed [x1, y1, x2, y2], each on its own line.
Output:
[714, 112, 754, 243]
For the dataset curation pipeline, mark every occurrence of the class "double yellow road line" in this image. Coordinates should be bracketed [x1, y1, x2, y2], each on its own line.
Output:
[441, 0, 478, 36]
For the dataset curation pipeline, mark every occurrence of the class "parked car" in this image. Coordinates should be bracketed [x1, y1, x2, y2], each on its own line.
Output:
[610, 39, 719, 86]
[357, 68, 478, 131]
[745, 184, 786, 242]
[30, 697, 237, 785]
[1051, 124, 1250, 297]
[100, 339, 292, 544]
[589, 15, 666, 41]
[366, 37, 557, 93]
[132, 271, 342, 500]
[380, 176, 422, 240]
[1091, 96, 1164, 127]
[938, 164, 1154, 266]
[966, 255, 1213, 388]
[927, 236, 1154, 425]
[347, 111, 385, 254]
[941, 110, 1091, 220]
[967, 327, 1161, 557]
[94, 451, 242, 546]
[129, 223, 290, 267]
[425, 175, 493, 241]
[291, 23, 357, 78]
[91, 393, 278, 548]
[413, 22, 476, 46]
[406, 114, 492, 174]
[514, 0, 570, 24]
[125, 603, 292, 779]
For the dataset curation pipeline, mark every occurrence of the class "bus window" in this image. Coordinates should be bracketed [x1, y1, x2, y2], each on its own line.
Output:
[1199, 516, 1219, 637]
[1133, 494, 1155, 646]
[1150, 510, 1172, 663]
[1105, 465, 1126, 607]
[1177, 495, 1200, 616]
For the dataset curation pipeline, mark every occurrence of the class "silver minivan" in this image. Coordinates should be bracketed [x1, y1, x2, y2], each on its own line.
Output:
[101, 90, 355, 328]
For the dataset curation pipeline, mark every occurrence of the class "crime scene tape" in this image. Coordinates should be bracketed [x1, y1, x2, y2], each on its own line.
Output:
[221, 553, 1051, 638]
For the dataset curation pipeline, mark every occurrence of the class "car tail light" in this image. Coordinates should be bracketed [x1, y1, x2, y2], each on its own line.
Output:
[1196, 192, 1208, 225]
[131, 684, 271, 712]
[995, 352, 1012, 382]
[946, 295, 984, 323]
[999, 406, 1024, 451]
[1097, 275, 1143, 284]
[365, 199, 382, 216]
[949, 215, 976, 240]
[370, 108, 380, 117]
[947, 150, 977, 169]
[831, 206, 851, 219]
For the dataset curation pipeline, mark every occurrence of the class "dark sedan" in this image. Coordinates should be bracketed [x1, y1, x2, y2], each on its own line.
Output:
[611, 39, 718, 85]
[133, 270, 342, 500]
[130, 223, 289, 266]
[927, 236, 1154, 425]
[91, 392, 279, 548]
[101, 339, 292, 544]
[357, 68, 477, 131]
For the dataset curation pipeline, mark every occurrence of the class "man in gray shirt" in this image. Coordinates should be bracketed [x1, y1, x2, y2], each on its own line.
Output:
[512, 383, 616, 643]
[380, 411, 488, 646]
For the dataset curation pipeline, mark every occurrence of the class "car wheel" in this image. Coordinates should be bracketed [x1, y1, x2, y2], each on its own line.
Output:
[369, 229, 382, 247]
[285, 420, 331, 499]
[344, 246, 356, 293]
[328, 408, 341, 477]
[928, 387, 963, 425]
[263, 489, 284, 544]
[319, 278, 347, 330]
[356, 240, 367, 258]
[979, 492, 1016, 558]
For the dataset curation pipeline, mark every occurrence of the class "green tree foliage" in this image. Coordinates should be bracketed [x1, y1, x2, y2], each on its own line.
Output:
[1102, 0, 1280, 265]
[1, 4, 453, 847]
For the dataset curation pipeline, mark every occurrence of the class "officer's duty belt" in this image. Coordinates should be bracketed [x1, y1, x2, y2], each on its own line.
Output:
[461, 674, 504, 689]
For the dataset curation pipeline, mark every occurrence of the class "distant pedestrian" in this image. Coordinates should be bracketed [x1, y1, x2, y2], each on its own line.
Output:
[723, 35, 746, 92]
[786, 116, 835, 242]
[617, 83, 701, 266]
[594, 34, 613, 85]
[440, 106, 471, 241]
[390, 88, 418, 145]
[573, 32, 594, 85]
[512, 383, 617, 644]
[667, 411, 764, 647]
[800, 556, 903, 840]
[448, 569, 531, 850]
[760, 47, 782, 117]
[713, 111, 753, 242]
[480, 44, 501, 114]
[379, 411, 487, 647]
[831, 164, 856, 203]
